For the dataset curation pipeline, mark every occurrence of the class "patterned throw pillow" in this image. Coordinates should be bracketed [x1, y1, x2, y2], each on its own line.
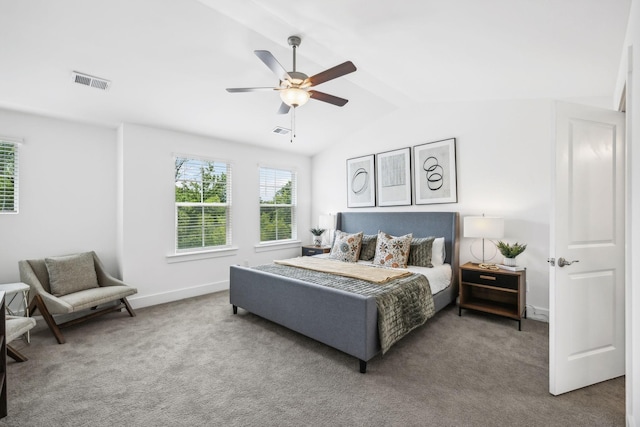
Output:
[407, 236, 436, 267]
[329, 230, 363, 263]
[359, 234, 378, 261]
[373, 231, 413, 268]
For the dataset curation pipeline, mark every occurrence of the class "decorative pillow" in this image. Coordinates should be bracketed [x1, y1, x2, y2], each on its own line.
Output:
[373, 231, 412, 268]
[329, 230, 363, 263]
[359, 234, 378, 261]
[431, 237, 446, 266]
[45, 252, 100, 297]
[407, 236, 436, 267]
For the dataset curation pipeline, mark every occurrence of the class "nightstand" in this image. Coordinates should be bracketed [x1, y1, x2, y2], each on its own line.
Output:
[301, 246, 331, 256]
[458, 262, 526, 330]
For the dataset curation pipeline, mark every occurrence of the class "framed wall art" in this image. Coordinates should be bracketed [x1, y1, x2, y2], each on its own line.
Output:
[346, 154, 376, 208]
[376, 147, 411, 207]
[413, 138, 458, 205]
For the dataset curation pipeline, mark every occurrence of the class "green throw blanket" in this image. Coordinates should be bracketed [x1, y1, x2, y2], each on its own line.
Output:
[253, 263, 435, 354]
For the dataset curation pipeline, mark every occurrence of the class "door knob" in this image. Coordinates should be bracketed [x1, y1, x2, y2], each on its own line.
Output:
[557, 257, 579, 267]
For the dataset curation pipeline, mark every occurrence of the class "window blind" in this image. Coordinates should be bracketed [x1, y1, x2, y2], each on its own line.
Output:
[259, 166, 297, 242]
[0, 140, 19, 214]
[175, 156, 232, 252]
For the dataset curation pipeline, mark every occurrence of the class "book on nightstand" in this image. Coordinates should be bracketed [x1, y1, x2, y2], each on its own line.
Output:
[497, 264, 526, 272]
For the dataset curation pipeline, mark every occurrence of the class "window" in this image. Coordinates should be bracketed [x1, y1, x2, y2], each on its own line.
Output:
[174, 156, 231, 252]
[0, 139, 19, 214]
[259, 167, 297, 243]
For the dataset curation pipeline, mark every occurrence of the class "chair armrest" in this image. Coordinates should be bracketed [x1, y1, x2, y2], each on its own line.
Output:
[91, 251, 132, 288]
[18, 260, 47, 297]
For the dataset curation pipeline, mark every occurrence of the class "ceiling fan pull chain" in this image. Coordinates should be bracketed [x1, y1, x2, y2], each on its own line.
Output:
[291, 108, 296, 143]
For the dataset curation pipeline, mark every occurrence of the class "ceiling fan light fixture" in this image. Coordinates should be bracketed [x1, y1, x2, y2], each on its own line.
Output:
[280, 87, 310, 107]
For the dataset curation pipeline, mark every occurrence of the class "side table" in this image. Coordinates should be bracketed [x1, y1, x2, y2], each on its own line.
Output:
[0, 282, 30, 342]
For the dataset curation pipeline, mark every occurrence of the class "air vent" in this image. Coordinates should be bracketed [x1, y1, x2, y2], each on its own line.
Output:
[272, 126, 291, 135]
[71, 71, 111, 91]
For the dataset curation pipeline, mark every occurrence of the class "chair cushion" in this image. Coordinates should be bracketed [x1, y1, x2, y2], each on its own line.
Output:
[58, 285, 137, 312]
[45, 252, 99, 297]
[6, 316, 36, 343]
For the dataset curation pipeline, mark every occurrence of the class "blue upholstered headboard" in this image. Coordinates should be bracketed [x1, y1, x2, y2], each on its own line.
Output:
[336, 211, 459, 272]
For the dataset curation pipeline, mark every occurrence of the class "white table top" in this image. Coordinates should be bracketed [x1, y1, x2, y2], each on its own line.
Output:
[0, 282, 29, 293]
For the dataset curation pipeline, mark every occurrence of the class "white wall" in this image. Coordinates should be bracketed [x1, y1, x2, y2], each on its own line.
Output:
[311, 99, 553, 318]
[119, 123, 311, 308]
[0, 111, 312, 311]
[0, 109, 118, 281]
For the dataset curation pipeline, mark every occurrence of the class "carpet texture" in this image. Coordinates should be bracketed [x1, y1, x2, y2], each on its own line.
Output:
[2, 291, 624, 426]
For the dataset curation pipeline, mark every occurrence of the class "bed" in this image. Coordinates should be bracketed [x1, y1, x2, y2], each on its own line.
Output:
[230, 211, 459, 373]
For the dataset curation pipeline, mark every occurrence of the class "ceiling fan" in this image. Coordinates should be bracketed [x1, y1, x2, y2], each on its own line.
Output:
[226, 35, 357, 115]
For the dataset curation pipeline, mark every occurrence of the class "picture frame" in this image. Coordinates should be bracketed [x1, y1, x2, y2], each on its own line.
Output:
[346, 154, 376, 208]
[413, 138, 458, 205]
[376, 147, 411, 207]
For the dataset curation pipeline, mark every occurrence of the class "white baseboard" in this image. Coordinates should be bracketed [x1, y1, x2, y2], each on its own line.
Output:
[127, 280, 229, 309]
[526, 304, 549, 323]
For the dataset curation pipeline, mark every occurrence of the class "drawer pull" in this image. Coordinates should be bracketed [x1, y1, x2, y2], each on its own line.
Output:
[479, 275, 496, 281]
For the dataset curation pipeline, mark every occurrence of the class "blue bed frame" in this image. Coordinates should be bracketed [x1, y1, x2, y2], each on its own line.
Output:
[230, 211, 459, 373]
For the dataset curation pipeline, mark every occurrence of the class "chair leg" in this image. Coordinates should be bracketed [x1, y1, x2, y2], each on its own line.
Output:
[34, 294, 66, 344]
[7, 345, 28, 362]
[28, 296, 38, 316]
[121, 298, 136, 317]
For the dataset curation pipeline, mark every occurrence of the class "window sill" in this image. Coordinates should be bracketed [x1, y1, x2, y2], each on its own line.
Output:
[166, 246, 239, 263]
[254, 240, 302, 253]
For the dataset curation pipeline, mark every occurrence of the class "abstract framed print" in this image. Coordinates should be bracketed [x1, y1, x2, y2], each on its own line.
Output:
[376, 147, 411, 207]
[346, 154, 375, 208]
[413, 138, 458, 205]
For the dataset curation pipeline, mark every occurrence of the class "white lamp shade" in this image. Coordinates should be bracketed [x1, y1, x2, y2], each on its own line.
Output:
[280, 88, 311, 107]
[464, 216, 504, 239]
[319, 214, 336, 230]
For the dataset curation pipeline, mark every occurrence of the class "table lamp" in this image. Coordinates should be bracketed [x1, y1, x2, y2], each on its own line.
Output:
[464, 215, 504, 266]
[318, 214, 336, 247]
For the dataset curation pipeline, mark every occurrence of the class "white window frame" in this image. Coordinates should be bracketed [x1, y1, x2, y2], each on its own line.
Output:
[0, 137, 20, 215]
[258, 166, 298, 246]
[174, 155, 232, 254]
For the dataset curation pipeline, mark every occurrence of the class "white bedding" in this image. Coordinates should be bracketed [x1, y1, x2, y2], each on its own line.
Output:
[310, 253, 452, 295]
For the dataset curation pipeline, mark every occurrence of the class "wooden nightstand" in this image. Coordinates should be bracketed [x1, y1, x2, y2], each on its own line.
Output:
[458, 262, 526, 330]
[301, 246, 331, 256]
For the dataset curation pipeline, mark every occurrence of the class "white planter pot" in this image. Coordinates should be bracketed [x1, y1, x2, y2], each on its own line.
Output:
[503, 257, 517, 267]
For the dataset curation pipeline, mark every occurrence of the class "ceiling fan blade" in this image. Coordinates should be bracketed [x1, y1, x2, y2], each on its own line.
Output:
[277, 102, 291, 115]
[309, 90, 349, 107]
[306, 61, 357, 87]
[254, 50, 291, 81]
[226, 87, 277, 93]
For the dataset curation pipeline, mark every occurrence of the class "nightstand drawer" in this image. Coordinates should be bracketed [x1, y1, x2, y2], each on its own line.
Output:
[461, 269, 518, 290]
[302, 246, 331, 256]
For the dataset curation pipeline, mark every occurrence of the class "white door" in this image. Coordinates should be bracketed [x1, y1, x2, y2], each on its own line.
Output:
[549, 101, 625, 395]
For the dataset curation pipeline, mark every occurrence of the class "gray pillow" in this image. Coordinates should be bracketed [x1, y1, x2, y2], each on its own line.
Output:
[359, 234, 377, 261]
[407, 236, 436, 267]
[45, 252, 100, 297]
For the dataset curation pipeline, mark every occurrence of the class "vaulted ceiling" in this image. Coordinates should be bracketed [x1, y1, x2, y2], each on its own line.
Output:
[0, 0, 631, 155]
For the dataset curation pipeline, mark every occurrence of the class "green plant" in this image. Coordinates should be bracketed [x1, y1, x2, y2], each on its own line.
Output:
[310, 227, 326, 236]
[496, 241, 527, 258]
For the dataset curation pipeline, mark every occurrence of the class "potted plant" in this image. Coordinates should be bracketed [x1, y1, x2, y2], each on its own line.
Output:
[310, 227, 326, 247]
[496, 241, 527, 266]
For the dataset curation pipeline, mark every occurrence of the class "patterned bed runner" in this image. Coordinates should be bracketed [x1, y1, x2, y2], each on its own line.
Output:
[253, 263, 435, 354]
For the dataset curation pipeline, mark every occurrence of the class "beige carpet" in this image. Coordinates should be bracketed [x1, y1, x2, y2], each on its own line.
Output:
[2, 291, 624, 426]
